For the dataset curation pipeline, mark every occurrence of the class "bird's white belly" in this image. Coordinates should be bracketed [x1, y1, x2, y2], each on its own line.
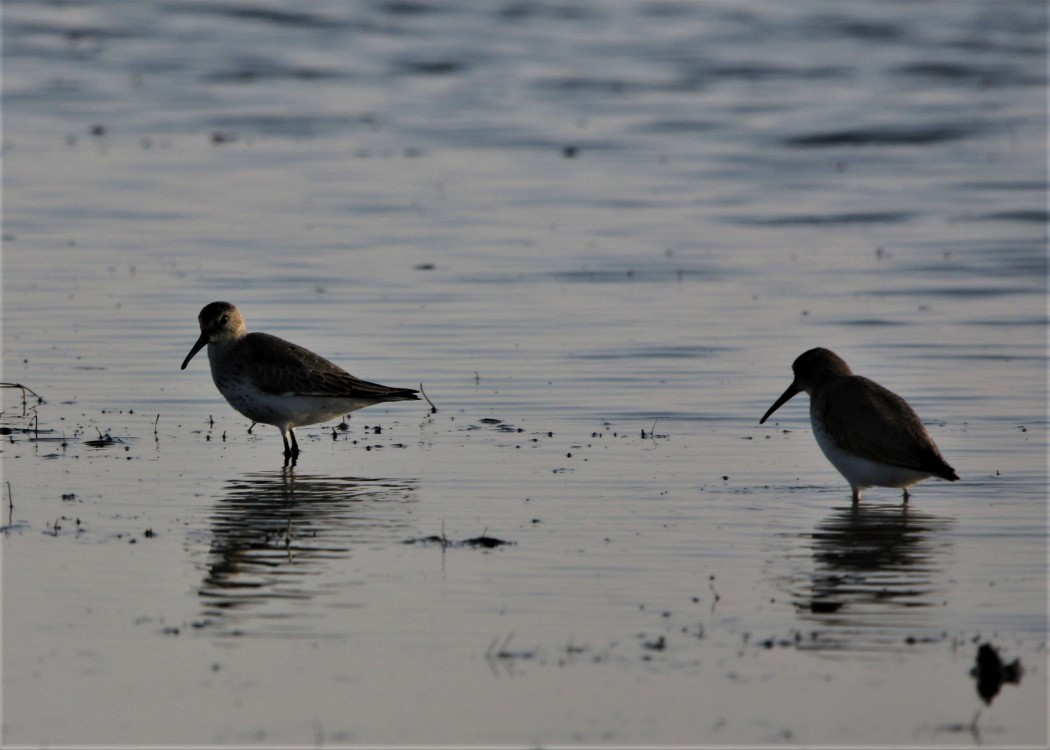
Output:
[812, 419, 929, 489]
[213, 377, 369, 429]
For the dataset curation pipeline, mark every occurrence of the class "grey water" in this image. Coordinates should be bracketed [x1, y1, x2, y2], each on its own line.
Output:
[2, 0, 1047, 745]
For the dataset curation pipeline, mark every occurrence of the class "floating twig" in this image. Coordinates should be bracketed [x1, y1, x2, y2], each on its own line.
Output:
[419, 383, 438, 413]
[483, 633, 536, 677]
[0, 383, 44, 416]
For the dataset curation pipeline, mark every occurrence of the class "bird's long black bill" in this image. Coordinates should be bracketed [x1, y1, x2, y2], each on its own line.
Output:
[181, 331, 209, 370]
[760, 382, 801, 424]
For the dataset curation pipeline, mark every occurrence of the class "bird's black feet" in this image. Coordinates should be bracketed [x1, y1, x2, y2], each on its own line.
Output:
[281, 431, 301, 459]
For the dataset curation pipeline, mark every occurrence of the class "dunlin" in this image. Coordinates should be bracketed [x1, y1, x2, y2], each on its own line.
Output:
[181, 301, 419, 457]
[759, 347, 958, 503]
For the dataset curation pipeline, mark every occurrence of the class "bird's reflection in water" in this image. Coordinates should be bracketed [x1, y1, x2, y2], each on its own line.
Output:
[794, 503, 954, 650]
[198, 467, 417, 637]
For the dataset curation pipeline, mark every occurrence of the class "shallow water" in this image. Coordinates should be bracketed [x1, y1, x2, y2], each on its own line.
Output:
[2, 0, 1047, 745]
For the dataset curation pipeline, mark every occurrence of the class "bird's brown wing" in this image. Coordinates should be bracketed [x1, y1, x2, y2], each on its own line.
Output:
[815, 376, 957, 480]
[242, 333, 419, 402]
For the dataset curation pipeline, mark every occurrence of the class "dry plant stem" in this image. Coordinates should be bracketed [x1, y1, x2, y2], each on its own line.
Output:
[1, 382, 44, 417]
[419, 383, 437, 413]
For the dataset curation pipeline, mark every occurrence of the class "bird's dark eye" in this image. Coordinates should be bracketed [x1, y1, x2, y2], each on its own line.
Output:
[219, 314, 229, 325]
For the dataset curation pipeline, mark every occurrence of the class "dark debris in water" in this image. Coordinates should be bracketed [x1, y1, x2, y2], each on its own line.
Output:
[84, 432, 120, 448]
[971, 642, 1023, 705]
[483, 634, 538, 675]
[404, 533, 514, 550]
[642, 635, 666, 651]
[784, 124, 975, 147]
[462, 535, 511, 548]
[469, 417, 525, 434]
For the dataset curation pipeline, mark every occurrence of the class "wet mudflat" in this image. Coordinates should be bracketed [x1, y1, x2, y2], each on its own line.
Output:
[3, 0, 1047, 746]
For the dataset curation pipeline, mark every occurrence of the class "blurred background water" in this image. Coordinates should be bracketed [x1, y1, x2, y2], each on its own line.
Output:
[2, 0, 1047, 745]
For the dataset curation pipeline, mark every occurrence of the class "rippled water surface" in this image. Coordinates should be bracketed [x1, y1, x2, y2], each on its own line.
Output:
[3, 0, 1047, 745]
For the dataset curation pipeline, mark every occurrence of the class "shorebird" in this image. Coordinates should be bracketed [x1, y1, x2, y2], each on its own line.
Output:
[181, 301, 419, 457]
[759, 347, 958, 503]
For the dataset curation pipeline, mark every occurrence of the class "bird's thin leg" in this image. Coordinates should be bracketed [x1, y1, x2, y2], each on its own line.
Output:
[851, 486, 861, 504]
[289, 430, 300, 455]
[902, 487, 910, 504]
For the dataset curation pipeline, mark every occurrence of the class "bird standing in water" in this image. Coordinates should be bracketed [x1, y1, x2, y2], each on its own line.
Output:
[760, 347, 958, 503]
[182, 301, 419, 457]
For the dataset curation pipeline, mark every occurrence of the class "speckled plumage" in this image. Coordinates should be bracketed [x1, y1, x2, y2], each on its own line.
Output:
[760, 347, 958, 503]
[182, 301, 418, 456]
